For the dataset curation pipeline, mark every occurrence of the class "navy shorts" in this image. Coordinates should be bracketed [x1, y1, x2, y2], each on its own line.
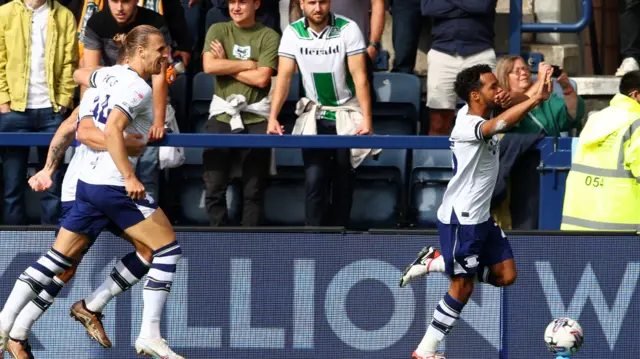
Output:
[437, 216, 514, 278]
[57, 200, 122, 253]
[61, 180, 157, 239]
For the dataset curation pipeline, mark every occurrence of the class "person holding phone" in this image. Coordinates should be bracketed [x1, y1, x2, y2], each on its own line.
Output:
[495, 56, 584, 136]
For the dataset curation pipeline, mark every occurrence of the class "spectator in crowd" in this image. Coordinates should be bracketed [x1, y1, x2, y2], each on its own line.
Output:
[0, 0, 78, 224]
[207, 0, 281, 34]
[268, 0, 375, 227]
[289, 0, 384, 64]
[562, 70, 640, 230]
[77, 0, 193, 67]
[81, 0, 171, 201]
[201, 0, 279, 226]
[290, 0, 383, 101]
[496, 56, 584, 136]
[617, 0, 640, 76]
[422, 0, 497, 135]
[390, 0, 426, 74]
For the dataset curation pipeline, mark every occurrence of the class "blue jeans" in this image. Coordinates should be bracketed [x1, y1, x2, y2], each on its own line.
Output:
[136, 145, 159, 202]
[0, 108, 64, 225]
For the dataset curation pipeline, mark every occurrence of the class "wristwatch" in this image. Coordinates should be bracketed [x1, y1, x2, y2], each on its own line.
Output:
[59, 106, 68, 115]
[369, 41, 381, 51]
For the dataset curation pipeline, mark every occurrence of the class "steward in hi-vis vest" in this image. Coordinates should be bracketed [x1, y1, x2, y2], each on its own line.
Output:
[562, 71, 640, 231]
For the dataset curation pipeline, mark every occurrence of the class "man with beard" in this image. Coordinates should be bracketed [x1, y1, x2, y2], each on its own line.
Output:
[267, 0, 374, 227]
[80, 0, 170, 203]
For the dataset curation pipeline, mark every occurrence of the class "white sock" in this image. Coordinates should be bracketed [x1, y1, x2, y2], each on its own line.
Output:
[84, 277, 123, 313]
[428, 255, 446, 273]
[0, 281, 38, 333]
[416, 325, 445, 357]
[415, 294, 464, 356]
[10, 277, 65, 340]
[85, 252, 151, 313]
[0, 249, 71, 332]
[139, 243, 182, 339]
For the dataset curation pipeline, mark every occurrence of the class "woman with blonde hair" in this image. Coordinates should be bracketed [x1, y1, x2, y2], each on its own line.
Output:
[495, 56, 585, 136]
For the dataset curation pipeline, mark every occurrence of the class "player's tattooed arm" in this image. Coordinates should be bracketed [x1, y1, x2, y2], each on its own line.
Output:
[289, 0, 303, 23]
[44, 107, 81, 174]
[480, 64, 552, 138]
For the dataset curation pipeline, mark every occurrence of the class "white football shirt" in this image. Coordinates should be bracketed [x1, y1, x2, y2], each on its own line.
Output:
[437, 105, 500, 225]
[278, 13, 366, 120]
[60, 88, 99, 202]
[79, 65, 154, 187]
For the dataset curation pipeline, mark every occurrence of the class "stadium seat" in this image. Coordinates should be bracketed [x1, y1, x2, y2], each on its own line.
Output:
[264, 148, 306, 225]
[190, 72, 215, 133]
[347, 72, 421, 228]
[410, 149, 454, 228]
[372, 72, 421, 120]
[168, 73, 189, 133]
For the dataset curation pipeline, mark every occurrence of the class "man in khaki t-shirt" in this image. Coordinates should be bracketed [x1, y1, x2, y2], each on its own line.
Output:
[202, 0, 280, 227]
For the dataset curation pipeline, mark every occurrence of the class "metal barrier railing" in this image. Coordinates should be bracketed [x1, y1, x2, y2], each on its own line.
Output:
[0, 133, 572, 229]
[509, 0, 593, 54]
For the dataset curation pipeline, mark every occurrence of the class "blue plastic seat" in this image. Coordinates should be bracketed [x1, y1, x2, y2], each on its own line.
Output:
[190, 72, 215, 133]
[168, 74, 189, 133]
[372, 72, 421, 124]
[347, 72, 421, 229]
[264, 148, 305, 225]
[410, 149, 454, 228]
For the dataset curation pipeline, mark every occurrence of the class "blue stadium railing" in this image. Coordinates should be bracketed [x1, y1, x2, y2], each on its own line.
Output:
[0, 133, 573, 230]
[509, 0, 592, 54]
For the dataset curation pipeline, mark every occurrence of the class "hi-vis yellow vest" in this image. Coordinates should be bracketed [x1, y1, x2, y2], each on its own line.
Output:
[77, 0, 164, 59]
[561, 94, 640, 231]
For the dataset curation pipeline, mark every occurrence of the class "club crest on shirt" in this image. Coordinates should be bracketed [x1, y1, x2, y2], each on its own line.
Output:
[232, 45, 251, 60]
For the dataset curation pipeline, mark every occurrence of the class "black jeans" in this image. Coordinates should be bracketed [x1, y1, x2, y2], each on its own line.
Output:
[391, 0, 424, 73]
[621, 0, 640, 60]
[202, 119, 270, 226]
[302, 121, 354, 226]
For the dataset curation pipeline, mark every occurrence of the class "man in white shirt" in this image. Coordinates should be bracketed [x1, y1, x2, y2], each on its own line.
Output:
[268, 0, 373, 227]
[398, 63, 553, 359]
[0, 0, 78, 225]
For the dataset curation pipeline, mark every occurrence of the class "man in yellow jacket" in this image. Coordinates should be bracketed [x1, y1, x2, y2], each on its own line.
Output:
[562, 70, 640, 231]
[0, 0, 78, 225]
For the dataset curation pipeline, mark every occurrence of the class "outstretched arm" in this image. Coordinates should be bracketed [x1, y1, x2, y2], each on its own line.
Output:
[480, 67, 552, 137]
